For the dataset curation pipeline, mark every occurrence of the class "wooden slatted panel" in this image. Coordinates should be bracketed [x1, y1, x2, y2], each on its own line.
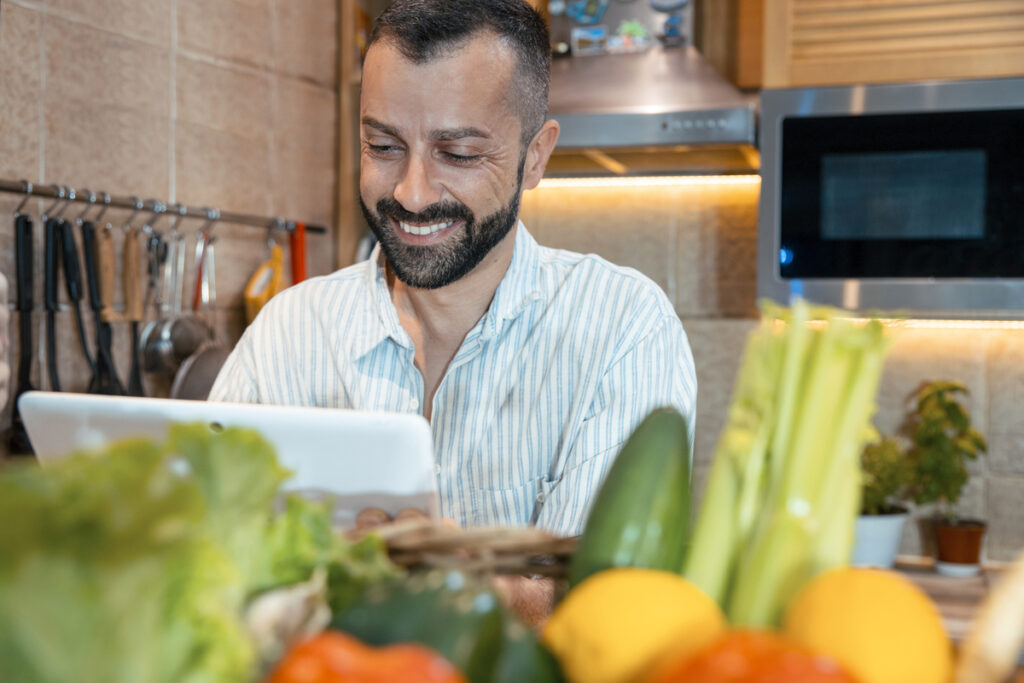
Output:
[763, 0, 1024, 87]
[790, 0, 1024, 60]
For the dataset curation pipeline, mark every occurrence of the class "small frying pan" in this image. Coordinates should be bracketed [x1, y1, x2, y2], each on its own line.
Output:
[170, 238, 229, 400]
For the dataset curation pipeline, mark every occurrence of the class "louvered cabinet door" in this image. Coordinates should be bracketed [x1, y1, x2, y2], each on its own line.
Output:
[762, 0, 1024, 88]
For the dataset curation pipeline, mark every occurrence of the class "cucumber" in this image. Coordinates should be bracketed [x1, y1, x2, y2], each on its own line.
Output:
[569, 407, 692, 587]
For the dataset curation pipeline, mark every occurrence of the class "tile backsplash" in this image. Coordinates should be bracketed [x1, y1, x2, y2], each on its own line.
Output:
[0, 0, 338, 419]
[522, 179, 1024, 562]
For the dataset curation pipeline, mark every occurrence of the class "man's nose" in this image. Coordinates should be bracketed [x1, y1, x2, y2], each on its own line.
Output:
[393, 155, 439, 215]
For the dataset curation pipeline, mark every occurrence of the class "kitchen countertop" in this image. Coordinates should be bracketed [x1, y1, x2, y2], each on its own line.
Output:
[895, 557, 996, 641]
[895, 556, 1024, 670]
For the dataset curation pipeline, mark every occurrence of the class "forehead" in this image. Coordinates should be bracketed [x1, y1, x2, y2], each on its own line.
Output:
[360, 34, 521, 137]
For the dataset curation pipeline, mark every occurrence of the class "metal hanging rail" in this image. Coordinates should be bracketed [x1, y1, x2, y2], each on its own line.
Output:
[0, 178, 327, 234]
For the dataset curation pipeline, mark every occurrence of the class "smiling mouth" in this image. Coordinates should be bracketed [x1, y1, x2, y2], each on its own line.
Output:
[397, 220, 455, 236]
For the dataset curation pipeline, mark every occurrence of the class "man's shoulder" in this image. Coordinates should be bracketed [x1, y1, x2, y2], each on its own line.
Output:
[534, 243, 672, 311]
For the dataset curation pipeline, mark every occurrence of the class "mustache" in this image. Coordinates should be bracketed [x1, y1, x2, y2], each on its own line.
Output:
[376, 197, 474, 225]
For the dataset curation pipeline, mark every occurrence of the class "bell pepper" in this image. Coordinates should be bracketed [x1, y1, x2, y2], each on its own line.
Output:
[267, 630, 467, 683]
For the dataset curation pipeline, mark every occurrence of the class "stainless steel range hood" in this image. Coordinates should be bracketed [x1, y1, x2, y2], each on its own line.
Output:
[545, 47, 759, 177]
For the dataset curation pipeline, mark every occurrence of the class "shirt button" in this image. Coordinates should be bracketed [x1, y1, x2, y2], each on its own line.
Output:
[536, 493, 546, 503]
[434, 463, 442, 475]
[408, 398, 420, 410]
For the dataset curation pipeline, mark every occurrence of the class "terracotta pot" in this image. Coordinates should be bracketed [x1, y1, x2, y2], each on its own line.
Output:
[934, 519, 986, 576]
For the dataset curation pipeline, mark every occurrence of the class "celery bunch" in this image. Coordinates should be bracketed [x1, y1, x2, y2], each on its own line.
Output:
[683, 299, 889, 627]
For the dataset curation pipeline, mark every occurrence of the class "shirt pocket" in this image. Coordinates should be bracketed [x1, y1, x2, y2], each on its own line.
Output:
[471, 476, 544, 528]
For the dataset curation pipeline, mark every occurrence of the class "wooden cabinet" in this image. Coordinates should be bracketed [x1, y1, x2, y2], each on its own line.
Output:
[337, 0, 388, 267]
[699, 0, 1024, 90]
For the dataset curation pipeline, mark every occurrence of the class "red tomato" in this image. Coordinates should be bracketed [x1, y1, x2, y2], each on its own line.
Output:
[650, 630, 860, 683]
[267, 630, 467, 683]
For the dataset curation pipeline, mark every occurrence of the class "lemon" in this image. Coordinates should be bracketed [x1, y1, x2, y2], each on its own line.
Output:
[783, 567, 953, 683]
[542, 568, 726, 683]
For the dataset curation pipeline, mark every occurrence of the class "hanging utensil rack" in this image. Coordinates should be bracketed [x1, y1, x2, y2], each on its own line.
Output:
[0, 178, 327, 234]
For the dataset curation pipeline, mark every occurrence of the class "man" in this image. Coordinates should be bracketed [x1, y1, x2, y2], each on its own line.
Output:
[210, 0, 696, 539]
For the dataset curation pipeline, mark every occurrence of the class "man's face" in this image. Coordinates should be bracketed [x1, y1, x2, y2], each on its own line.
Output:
[358, 34, 528, 289]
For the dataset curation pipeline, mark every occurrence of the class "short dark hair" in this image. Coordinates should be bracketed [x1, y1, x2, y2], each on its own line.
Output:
[367, 0, 551, 146]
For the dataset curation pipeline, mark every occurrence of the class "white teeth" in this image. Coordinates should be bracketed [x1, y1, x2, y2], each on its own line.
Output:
[398, 220, 453, 236]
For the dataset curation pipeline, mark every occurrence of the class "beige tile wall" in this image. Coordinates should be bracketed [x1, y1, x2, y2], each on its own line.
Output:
[0, 0, 338, 442]
[522, 180, 1024, 562]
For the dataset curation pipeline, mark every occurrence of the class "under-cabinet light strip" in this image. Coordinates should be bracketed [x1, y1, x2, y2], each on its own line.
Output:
[537, 175, 761, 189]
[781, 318, 1024, 331]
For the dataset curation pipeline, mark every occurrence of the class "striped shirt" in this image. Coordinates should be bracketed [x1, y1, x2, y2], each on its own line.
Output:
[209, 224, 697, 536]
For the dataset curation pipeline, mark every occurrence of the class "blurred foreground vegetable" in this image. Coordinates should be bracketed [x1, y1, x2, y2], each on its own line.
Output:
[569, 407, 691, 587]
[0, 424, 398, 683]
[683, 300, 890, 627]
[333, 569, 564, 683]
[267, 630, 466, 683]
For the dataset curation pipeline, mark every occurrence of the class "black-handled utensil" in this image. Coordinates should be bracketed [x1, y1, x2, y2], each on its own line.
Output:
[81, 220, 105, 393]
[8, 213, 36, 455]
[61, 218, 97, 377]
[44, 217, 61, 392]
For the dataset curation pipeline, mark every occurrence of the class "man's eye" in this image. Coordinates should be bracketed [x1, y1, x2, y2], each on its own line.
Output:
[366, 143, 400, 155]
[443, 151, 480, 164]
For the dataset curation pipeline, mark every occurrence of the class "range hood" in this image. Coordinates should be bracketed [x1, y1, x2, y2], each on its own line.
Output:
[545, 47, 759, 177]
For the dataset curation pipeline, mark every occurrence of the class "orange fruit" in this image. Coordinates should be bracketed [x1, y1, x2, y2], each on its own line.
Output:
[783, 567, 952, 683]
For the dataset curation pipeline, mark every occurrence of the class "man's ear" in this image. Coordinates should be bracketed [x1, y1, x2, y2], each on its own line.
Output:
[522, 119, 560, 190]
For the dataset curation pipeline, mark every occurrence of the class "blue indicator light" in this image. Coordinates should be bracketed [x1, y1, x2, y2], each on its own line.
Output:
[779, 247, 794, 266]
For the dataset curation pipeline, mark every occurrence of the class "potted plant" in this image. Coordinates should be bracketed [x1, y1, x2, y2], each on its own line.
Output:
[851, 436, 915, 568]
[905, 380, 988, 577]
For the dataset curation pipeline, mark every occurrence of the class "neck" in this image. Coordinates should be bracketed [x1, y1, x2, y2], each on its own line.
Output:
[388, 222, 519, 342]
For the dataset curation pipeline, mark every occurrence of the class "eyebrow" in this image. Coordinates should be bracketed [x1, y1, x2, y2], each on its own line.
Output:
[361, 117, 490, 142]
[431, 127, 490, 142]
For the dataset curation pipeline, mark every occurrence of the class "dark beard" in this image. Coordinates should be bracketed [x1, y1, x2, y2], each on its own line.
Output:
[360, 179, 523, 290]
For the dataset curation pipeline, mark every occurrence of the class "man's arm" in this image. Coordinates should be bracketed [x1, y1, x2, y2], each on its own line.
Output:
[535, 314, 697, 537]
[492, 575, 556, 630]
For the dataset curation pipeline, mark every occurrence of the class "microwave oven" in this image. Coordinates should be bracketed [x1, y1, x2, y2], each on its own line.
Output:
[757, 77, 1024, 317]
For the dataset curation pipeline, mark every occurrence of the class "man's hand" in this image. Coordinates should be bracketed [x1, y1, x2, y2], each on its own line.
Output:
[492, 575, 555, 631]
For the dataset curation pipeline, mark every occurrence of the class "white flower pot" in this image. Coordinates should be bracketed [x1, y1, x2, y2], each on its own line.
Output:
[851, 512, 909, 568]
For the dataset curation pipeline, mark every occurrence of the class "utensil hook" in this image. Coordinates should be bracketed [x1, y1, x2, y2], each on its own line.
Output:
[121, 196, 145, 232]
[199, 207, 220, 236]
[94, 192, 113, 225]
[14, 180, 33, 216]
[53, 185, 76, 219]
[167, 203, 190, 236]
[266, 217, 286, 254]
[75, 189, 97, 223]
[41, 184, 67, 220]
[141, 199, 167, 234]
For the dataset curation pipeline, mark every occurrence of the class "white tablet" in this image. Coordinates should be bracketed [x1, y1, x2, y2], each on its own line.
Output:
[17, 391, 439, 526]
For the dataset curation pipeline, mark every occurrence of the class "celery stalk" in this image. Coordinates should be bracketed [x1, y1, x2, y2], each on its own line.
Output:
[687, 299, 890, 628]
[683, 324, 782, 603]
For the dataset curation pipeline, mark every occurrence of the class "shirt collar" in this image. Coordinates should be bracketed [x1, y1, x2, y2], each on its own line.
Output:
[355, 221, 543, 358]
[351, 243, 406, 360]
[481, 222, 543, 339]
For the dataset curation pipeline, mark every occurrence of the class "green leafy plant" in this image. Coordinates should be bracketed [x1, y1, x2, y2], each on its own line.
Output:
[860, 436, 914, 515]
[905, 380, 987, 519]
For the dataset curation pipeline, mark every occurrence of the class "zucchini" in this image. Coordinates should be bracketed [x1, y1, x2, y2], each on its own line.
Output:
[569, 407, 692, 587]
